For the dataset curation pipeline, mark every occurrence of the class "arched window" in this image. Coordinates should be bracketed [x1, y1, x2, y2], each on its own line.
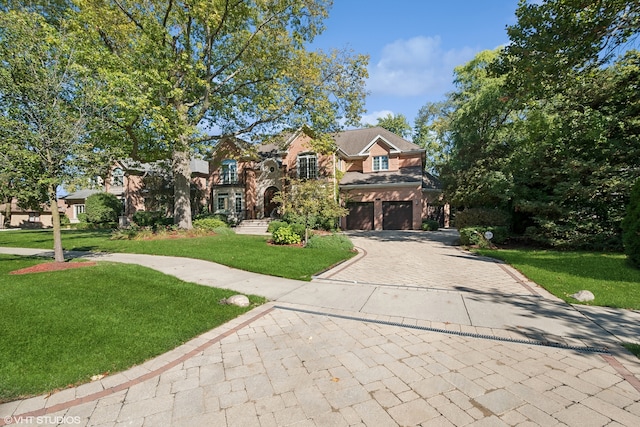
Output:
[221, 159, 238, 184]
[297, 153, 317, 179]
[112, 168, 124, 187]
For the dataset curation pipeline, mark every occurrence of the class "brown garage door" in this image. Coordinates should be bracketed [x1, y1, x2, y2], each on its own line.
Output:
[346, 202, 374, 230]
[383, 201, 413, 230]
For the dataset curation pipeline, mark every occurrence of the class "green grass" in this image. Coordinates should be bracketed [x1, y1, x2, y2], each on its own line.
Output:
[0, 229, 356, 280]
[476, 249, 640, 310]
[623, 343, 640, 358]
[0, 254, 265, 402]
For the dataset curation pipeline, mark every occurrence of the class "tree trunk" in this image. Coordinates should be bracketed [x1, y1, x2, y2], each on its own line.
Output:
[3, 197, 10, 228]
[49, 185, 65, 262]
[172, 147, 192, 229]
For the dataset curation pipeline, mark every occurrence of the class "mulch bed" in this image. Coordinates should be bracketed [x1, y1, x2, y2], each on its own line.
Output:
[10, 261, 98, 275]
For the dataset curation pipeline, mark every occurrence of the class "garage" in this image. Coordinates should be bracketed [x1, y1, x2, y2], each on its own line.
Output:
[346, 202, 374, 230]
[382, 201, 413, 230]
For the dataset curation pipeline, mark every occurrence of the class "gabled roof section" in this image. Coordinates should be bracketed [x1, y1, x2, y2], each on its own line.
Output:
[62, 189, 101, 200]
[335, 127, 423, 157]
[257, 127, 306, 157]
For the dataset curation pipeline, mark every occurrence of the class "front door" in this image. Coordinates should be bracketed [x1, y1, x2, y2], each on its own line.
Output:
[263, 186, 279, 218]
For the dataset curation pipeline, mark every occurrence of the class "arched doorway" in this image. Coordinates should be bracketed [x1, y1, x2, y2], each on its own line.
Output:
[263, 186, 280, 218]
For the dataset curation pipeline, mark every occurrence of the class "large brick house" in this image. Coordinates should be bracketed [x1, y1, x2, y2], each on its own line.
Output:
[59, 127, 446, 230]
[209, 127, 447, 230]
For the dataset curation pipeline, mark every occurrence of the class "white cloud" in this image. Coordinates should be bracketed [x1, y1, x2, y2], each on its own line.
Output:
[360, 109, 394, 126]
[367, 36, 476, 97]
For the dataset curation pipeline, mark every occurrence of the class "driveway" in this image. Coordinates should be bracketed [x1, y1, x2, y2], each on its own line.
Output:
[2, 233, 640, 426]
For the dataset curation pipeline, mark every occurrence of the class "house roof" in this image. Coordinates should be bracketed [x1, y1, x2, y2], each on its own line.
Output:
[340, 166, 424, 187]
[335, 127, 424, 157]
[340, 166, 442, 191]
[62, 189, 101, 200]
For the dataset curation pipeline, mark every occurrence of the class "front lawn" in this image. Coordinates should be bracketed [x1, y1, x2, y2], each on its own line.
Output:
[475, 249, 640, 310]
[0, 229, 356, 280]
[0, 254, 265, 402]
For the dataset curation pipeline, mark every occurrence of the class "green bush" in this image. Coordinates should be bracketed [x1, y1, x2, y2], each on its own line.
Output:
[132, 211, 172, 228]
[306, 234, 353, 251]
[77, 212, 88, 223]
[59, 214, 70, 227]
[267, 220, 287, 234]
[459, 226, 509, 247]
[421, 219, 440, 231]
[272, 226, 301, 245]
[193, 217, 227, 231]
[454, 208, 511, 230]
[623, 179, 640, 267]
[85, 193, 122, 224]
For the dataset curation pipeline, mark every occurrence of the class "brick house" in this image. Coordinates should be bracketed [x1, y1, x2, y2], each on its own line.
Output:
[210, 127, 447, 230]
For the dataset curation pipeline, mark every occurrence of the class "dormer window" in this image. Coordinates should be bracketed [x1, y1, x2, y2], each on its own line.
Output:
[112, 168, 124, 187]
[221, 159, 238, 184]
[297, 153, 317, 179]
[373, 156, 389, 171]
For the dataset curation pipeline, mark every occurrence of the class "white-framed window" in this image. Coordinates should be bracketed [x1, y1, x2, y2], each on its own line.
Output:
[221, 159, 238, 184]
[112, 168, 124, 187]
[217, 193, 229, 211]
[373, 156, 389, 171]
[235, 192, 243, 214]
[297, 153, 318, 179]
[28, 212, 40, 222]
[74, 204, 85, 219]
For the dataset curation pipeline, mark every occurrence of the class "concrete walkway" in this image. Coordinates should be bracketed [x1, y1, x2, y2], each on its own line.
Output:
[1, 231, 640, 426]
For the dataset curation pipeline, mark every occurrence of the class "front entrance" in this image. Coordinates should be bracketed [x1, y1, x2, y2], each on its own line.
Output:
[263, 186, 279, 218]
[382, 201, 413, 230]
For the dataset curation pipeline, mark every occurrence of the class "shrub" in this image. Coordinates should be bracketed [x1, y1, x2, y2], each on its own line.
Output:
[459, 226, 509, 248]
[132, 211, 172, 228]
[193, 217, 227, 231]
[623, 179, 640, 267]
[85, 193, 122, 224]
[267, 220, 287, 234]
[306, 234, 353, 251]
[59, 214, 70, 227]
[272, 226, 301, 245]
[421, 219, 440, 231]
[454, 208, 511, 230]
[77, 212, 88, 223]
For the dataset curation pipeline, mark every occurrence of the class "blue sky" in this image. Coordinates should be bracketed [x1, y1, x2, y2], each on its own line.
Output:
[311, 0, 520, 127]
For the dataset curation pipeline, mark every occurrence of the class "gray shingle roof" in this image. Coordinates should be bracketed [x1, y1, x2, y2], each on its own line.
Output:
[335, 127, 423, 156]
[62, 189, 101, 200]
[340, 166, 424, 186]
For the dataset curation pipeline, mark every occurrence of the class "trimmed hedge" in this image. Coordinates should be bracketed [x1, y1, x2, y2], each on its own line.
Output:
[193, 217, 228, 231]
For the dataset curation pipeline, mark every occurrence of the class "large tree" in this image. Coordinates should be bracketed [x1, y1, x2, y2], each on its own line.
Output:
[0, 9, 97, 261]
[76, 0, 368, 229]
[370, 113, 412, 139]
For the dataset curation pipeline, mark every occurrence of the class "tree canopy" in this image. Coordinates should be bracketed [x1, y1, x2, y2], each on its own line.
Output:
[74, 0, 368, 229]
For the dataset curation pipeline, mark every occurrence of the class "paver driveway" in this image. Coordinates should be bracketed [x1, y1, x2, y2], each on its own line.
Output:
[2, 233, 640, 426]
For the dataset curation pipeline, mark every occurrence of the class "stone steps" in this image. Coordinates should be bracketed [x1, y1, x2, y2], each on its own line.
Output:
[234, 219, 271, 235]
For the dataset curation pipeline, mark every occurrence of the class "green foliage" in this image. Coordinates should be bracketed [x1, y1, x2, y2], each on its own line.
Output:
[622, 179, 640, 267]
[305, 234, 353, 251]
[421, 220, 440, 231]
[77, 0, 368, 229]
[369, 113, 412, 139]
[192, 217, 228, 231]
[459, 227, 508, 247]
[77, 212, 88, 223]
[132, 211, 172, 228]
[454, 208, 511, 230]
[272, 226, 302, 245]
[85, 193, 121, 224]
[273, 179, 347, 243]
[267, 220, 288, 234]
[59, 214, 70, 227]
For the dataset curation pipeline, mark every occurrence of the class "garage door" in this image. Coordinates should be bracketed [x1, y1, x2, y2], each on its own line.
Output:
[383, 201, 413, 230]
[346, 202, 374, 230]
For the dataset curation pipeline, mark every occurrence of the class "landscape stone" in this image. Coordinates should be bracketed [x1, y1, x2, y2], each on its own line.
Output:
[570, 290, 595, 302]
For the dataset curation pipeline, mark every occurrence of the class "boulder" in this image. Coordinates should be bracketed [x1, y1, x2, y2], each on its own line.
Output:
[570, 290, 595, 302]
[222, 294, 250, 307]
